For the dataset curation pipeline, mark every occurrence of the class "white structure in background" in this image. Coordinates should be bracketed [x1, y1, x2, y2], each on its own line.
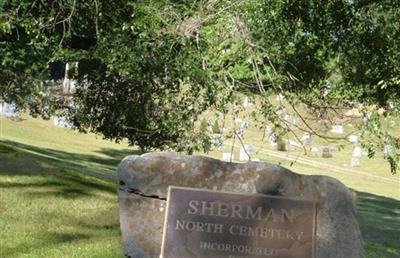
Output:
[351, 157, 360, 167]
[288, 139, 301, 148]
[276, 108, 287, 116]
[234, 118, 243, 124]
[239, 144, 254, 162]
[348, 135, 359, 144]
[330, 125, 344, 134]
[241, 121, 249, 129]
[384, 145, 393, 155]
[242, 97, 253, 108]
[353, 146, 363, 157]
[63, 63, 77, 94]
[323, 81, 332, 96]
[350, 146, 363, 167]
[269, 134, 277, 146]
[222, 153, 234, 161]
[265, 126, 273, 137]
[276, 93, 285, 101]
[321, 146, 332, 158]
[239, 148, 249, 161]
[53, 116, 73, 128]
[292, 117, 300, 126]
[310, 147, 320, 156]
[0, 102, 19, 118]
[217, 144, 226, 152]
[302, 132, 313, 145]
[388, 102, 397, 110]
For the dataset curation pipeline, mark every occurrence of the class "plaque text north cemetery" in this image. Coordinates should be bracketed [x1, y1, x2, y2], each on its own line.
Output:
[161, 186, 316, 258]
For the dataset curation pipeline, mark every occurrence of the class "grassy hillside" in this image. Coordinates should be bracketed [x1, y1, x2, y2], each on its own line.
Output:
[0, 115, 399, 257]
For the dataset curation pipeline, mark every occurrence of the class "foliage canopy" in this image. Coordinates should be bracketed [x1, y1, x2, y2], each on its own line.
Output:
[1, 0, 399, 172]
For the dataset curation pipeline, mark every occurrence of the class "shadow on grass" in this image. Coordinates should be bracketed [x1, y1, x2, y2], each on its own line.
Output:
[0, 140, 140, 174]
[356, 191, 400, 258]
[0, 139, 142, 197]
[0, 141, 126, 257]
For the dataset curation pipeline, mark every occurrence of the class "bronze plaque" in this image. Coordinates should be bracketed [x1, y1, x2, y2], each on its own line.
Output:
[161, 186, 316, 258]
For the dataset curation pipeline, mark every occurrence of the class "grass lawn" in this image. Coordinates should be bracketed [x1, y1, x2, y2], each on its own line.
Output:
[1, 115, 399, 257]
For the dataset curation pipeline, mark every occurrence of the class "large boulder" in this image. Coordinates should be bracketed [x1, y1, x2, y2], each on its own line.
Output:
[118, 152, 363, 258]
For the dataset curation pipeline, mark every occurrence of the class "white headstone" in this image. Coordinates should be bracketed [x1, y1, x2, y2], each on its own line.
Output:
[351, 157, 360, 167]
[234, 118, 243, 124]
[244, 144, 254, 152]
[353, 146, 363, 157]
[384, 145, 393, 155]
[265, 126, 273, 137]
[241, 121, 249, 129]
[288, 139, 301, 148]
[276, 93, 285, 101]
[330, 125, 344, 134]
[243, 97, 252, 108]
[0, 103, 19, 118]
[269, 134, 277, 146]
[302, 132, 313, 145]
[292, 117, 300, 126]
[348, 135, 359, 144]
[222, 153, 234, 161]
[217, 144, 226, 152]
[53, 116, 73, 128]
[239, 148, 249, 162]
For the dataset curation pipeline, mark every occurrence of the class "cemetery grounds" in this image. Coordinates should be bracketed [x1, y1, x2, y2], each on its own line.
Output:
[0, 114, 399, 258]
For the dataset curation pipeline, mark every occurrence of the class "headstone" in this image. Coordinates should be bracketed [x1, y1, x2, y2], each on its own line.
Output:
[212, 134, 222, 146]
[330, 125, 344, 134]
[276, 138, 286, 151]
[222, 153, 234, 161]
[265, 126, 273, 137]
[321, 146, 332, 158]
[243, 97, 252, 108]
[53, 116, 73, 128]
[0, 103, 19, 118]
[327, 146, 337, 152]
[323, 83, 332, 96]
[241, 121, 249, 129]
[268, 134, 277, 146]
[292, 117, 300, 126]
[118, 153, 364, 258]
[302, 133, 313, 145]
[348, 135, 358, 144]
[239, 147, 249, 162]
[276, 93, 285, 101]
[384, 145, 393, 155]
[350, 157, 360, 167]
[161, 186, 316, 258]
[288, 139, 301, 147]
[276, 108, 286, 116]
[63, 63, 77, 94]
[244, 144, 254, 153]
[217, 144, 226, 152]
[234, 118, 243, 124]
[310, 147, 319, 153]
[235, 129, 244, 139]
[352, 146, 363, 158]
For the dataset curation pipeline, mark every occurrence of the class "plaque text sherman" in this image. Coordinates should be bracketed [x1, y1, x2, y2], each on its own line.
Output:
[160, 186, 316, 258]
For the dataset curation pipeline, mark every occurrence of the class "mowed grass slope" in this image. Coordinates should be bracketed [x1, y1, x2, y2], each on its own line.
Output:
[1, 115, 399, 257]
[0, 115, 137, 258]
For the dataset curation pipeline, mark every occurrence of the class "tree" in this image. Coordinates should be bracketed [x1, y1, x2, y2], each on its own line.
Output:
[1, 0, 399, 172]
